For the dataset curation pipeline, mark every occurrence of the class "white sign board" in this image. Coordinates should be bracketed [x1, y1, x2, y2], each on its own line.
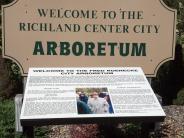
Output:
[20, 67, 165, 125]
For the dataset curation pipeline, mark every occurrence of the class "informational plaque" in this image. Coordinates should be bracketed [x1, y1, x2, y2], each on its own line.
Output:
[20, 67, 165, 126]
[2, 0, 176, 77]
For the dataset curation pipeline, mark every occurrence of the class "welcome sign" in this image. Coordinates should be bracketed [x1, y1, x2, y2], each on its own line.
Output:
[2, 0, 176, 76]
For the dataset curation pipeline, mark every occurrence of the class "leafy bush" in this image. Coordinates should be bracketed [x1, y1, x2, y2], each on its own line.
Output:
[173, 88, 184, 105]
[181, 35, 184, 44]
[0, 59, 23, 99]
[0, 100, 49, 137]
[99, 123, 141, 138]
[123, 123, 141, 137]
[0, 100, 16, 137]
[35, 126, 50, 138]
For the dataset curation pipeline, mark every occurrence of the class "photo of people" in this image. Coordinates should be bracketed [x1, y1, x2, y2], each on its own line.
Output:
[76, 88, 114, 114]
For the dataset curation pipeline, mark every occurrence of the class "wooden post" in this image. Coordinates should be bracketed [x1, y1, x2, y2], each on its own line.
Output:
[23, 126, 34, 138]
[140, 122, 151, 137]
[14, 77, 34, 137]
[15, 94, 23, 132]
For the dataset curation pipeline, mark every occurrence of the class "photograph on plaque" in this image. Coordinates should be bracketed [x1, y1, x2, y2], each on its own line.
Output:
[76, 87, 114, 114]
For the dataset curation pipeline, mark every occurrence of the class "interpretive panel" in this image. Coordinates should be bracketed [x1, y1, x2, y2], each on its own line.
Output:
[20, 67, 165, 126]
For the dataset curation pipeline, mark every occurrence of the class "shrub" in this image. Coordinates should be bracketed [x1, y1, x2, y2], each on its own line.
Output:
[0, 59, 23, 99]
[35, 126, 50, 138]
[0, 100, 49, 137]
[0, 100, 16, 137]
[173, 88, 184, 105]
[181, 35, 184, 44]
[99, 123, 141, 138]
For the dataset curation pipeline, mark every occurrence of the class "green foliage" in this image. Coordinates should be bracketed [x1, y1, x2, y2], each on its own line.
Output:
[35, 126, 50, 138]
[0, 100, 49, 137]
[0, 100, 16, 137]
[163, 0, 184, 38]
[173, 88, 184, 105]
[1, 0, 14, 5]
[0, 59, 23, 99]
[122, 123, 141, 137]
[5, 59, 22, 81]
[181, 132, 184, 138]
[163, 0, 179, 9]
[99, 123, 141, 138]
[181, 34, 184, 44]
[152, 43, 184, 105]
[76, 88, 107, 95]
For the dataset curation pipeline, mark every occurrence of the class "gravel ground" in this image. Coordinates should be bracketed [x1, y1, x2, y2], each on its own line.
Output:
[48, 105, 184, 138]
[48, 125, 72, 138]
[48, 124, 100, 138]
[154, 105, 184, 138]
